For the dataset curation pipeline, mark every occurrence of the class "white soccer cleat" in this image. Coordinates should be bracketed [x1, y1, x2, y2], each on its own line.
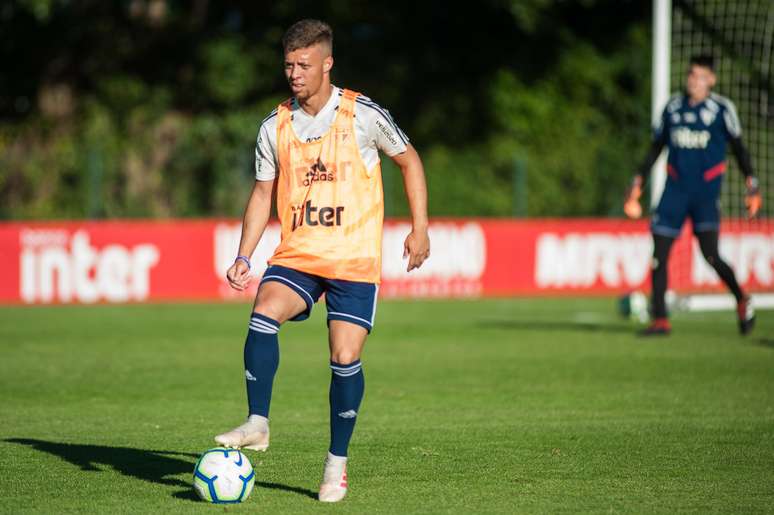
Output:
[318, 452, 348, 502]
[214, 414, 270, 451]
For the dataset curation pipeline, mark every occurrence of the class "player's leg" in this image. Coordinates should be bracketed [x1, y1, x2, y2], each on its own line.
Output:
[695, 230, 755, 334]
[215, 265, 322, 450]
[695, 230, 743, 300]
[642, 188, 685, 336]
[242, 281, 306, 432]
[328, 320, 367, 454]
[318, 279, 377, 502]
[319, 320, 367, 502]
[641, 233, 676, 335]
[692, 197, 754, 334]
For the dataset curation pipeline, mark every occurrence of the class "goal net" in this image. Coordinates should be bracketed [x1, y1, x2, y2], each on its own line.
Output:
[662, 0, 774, 311]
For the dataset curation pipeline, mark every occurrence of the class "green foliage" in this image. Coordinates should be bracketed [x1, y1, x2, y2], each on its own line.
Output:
[200, 37, 258, 106]
[486, 26, 652, 216]
[17, 0, 56, 21]
[0, 0, 654, 220]
[424, 145, 514, 217]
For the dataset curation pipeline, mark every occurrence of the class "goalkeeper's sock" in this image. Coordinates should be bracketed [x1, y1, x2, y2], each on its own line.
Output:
[650, 234, 675, 318]
[711, 259, 744, 301]
[244, 313, 280, 418]
[328, 360, 364, 457]
[696, 231, 744, 301]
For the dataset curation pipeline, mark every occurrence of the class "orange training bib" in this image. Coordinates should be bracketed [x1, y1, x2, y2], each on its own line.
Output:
[268, 89, 384, 283]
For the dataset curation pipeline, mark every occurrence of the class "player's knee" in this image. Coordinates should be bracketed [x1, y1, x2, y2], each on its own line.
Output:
[252, 304, 285, 324]
[699, 245, 719, 266]
[330, 350, 360, 365]
[253, 281, 307, 323]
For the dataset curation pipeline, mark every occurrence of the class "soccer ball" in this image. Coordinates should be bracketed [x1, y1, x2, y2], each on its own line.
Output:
[618, 291, 650, 323]
[193, 447, 255, 503]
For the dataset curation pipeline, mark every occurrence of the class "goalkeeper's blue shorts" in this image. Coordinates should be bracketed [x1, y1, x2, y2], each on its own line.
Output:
[651, 186, 721, 237]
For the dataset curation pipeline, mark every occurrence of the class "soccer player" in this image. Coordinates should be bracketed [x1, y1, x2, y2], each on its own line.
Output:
[624, 55, 760, 336]
[213, 19, 430, 502]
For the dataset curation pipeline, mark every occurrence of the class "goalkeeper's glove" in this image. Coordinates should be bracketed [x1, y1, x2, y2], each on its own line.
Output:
[745, 176, 761, 219]
[623, 175, 643, 219]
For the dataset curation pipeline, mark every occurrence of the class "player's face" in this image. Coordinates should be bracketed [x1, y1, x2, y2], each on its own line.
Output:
[284, 44, 332, 100]
[686, 65, 715, 102]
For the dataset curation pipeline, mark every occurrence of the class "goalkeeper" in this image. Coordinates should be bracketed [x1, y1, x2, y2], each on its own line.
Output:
[624, 55, 759, 336]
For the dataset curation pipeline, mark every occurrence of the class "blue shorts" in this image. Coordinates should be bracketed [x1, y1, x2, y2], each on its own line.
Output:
[651, 187, 720, 237]
[260, 265, 378, 333]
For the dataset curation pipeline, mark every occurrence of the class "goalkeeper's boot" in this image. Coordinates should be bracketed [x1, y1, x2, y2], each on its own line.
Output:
[318, 452, 348, 503]
[737, 296, 755, 335]
[639, 317, 671, 337]
[214, 414, 269, 451]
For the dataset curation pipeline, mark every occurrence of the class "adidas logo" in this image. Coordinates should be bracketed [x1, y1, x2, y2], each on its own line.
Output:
[245, 370, 257, 381]
[338, 409, 357, 419]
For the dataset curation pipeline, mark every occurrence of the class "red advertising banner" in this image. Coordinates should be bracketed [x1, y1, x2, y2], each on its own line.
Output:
[1, 218, 772, 304]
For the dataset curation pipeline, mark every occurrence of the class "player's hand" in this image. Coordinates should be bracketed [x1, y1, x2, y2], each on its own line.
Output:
[623, 175, 643, 219]
[226, 258, 252, 291]
[745, 176, 762, 219]
[403, 227, 430, 272]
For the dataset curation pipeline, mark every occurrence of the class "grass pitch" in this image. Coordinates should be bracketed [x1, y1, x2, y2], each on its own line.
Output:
[0, 298, 773, 514]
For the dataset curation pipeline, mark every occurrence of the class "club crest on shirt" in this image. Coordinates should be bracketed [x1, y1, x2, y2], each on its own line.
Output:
[333, 127, 350, 142]
[699, 108, 716, 126]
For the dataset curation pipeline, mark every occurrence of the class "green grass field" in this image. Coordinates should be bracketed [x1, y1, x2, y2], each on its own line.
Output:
[1, 298, 773, 514]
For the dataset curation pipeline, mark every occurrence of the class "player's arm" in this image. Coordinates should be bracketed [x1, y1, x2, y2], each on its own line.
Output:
[624, 110, 669, 219]
[723, 102, 761, 218]
[226, 120, 278, 290]
[391, 145, 430, 272]
[634, 137, 667, 185]
[227, 180, 275, 291]
[362, 98, 429, 271]
[730, 138, 760, 219]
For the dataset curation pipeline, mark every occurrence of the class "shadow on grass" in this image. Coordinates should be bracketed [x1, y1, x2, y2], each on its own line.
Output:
[255, 481, 318, 500]
[481, 319, 633, 334]
[171, 481, 317, 501]
[5, 438, 316, 501]
[755, 338, 774, 349]
[5, 438, 196, 488]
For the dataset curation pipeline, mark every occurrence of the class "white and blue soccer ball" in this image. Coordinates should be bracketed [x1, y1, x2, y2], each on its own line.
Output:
[618, 290, 650, 323]
[193, 448, 255, 503]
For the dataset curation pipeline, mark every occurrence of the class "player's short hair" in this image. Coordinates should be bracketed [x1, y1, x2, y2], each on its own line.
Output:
[689, 54, 715, 71]
[282, 19, 333, 54]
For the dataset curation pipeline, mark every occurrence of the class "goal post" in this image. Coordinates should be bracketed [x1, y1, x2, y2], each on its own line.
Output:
[651, 0, 671, 209]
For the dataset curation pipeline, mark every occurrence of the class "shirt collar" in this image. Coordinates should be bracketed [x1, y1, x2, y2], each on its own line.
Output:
[293, 86, 340, 120]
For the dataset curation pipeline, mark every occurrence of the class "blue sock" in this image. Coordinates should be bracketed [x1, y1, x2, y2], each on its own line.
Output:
[329, 360, 365, 457]
[244, 313, 280, 418]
